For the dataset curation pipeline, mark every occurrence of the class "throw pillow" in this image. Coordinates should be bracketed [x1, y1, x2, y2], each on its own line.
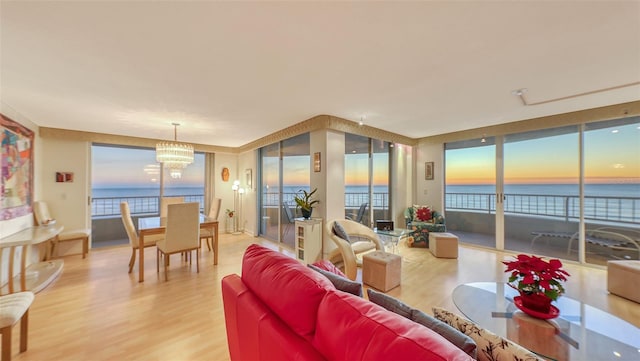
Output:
[367, 289, 477, 358]
[410, 309, 477, 359]
[310, 259, 348, 278]
[415, 206, 432, 222]
[366, 288, 413, 319]
[332, 221, 351, 243]
[432, 307, 544, 361]
[412, 204, 432, 222]
[308, 264, 362, 297]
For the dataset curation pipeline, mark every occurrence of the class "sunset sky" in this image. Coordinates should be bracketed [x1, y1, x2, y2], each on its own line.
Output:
[446, 122, 640, 185]
[92, 122, 638, 188]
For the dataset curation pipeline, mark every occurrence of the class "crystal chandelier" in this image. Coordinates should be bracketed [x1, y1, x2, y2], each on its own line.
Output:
[156, 123, 194, 179]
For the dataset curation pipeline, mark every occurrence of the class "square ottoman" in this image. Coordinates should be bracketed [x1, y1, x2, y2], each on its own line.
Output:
[429, 232, 459, 259]
[607, 260, 640, 303]
[362, 251, 401, 292]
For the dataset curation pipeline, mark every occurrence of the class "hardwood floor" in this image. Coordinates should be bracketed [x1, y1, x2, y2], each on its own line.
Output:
[8, 233, 640, 361]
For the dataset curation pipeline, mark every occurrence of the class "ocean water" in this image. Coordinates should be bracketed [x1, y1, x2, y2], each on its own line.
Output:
[93, 183, 639, 198]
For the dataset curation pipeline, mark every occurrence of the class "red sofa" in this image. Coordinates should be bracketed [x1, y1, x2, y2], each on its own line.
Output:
[221, 244, 473, 360]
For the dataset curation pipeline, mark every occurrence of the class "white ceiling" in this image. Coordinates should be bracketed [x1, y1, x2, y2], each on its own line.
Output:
[1, 1, 639, 147]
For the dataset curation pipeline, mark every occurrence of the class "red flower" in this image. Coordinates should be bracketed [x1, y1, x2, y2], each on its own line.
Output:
[503, 254, 570, 301]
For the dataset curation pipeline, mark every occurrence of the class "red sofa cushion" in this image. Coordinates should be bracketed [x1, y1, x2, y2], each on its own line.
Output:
[313, 291, 474, 361]
[241, 244, 334, 339]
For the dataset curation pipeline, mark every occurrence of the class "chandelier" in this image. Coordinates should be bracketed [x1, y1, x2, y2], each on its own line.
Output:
[156, 123, 194, 179]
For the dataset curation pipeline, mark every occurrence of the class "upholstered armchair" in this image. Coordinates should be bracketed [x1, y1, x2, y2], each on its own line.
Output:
[325, 219, 384, 280]
[404, 206, 446, 248]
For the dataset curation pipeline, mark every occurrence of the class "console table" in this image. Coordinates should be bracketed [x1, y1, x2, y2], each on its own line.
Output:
[452, 282, 639, 361]
[0, 225, 65, 295]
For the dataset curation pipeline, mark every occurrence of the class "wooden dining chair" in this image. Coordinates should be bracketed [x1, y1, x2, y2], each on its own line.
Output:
[200, 198, 221, 251]
[33, 201, 91, 259]
[156, 202, 200, 281]
[160, 196, 184, 218]
[120, 202, 163, 274]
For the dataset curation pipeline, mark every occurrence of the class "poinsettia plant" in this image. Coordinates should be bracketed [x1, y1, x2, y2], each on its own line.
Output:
[503, 254, 570, 301]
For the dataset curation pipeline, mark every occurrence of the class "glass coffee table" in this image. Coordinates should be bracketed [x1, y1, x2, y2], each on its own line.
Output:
[374, 228, 409, 254]
[452, 282, 639, 361]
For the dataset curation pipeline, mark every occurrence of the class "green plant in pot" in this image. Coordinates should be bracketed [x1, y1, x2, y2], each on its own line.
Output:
[293, 188, 319, 219]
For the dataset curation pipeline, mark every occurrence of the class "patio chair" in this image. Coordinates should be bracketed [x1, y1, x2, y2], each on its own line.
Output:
[346, 202, 368, 224]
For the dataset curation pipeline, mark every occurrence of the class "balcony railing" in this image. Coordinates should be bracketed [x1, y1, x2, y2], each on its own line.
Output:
[445, 192, 640, 224]
[92, 195, 205, 217]
[92, 192, 390, 217]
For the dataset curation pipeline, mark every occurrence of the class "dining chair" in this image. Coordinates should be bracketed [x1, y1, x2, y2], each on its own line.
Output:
[160, 196, 184, 217]
[156, 202, 200, 281]
[200, 198, 222, 251]
[33, 201, 91, 259]
[282, 201, 296, 238]
[120, 202, 163, 274]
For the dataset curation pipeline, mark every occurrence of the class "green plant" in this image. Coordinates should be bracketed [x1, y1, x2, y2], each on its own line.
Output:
[293, 188, 319, 211]
[503, 254, 570, 301]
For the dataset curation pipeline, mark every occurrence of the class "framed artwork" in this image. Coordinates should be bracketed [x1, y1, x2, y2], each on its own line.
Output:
[1, 114, 34, 220]
[313, 152, 321, 172]
[425, 162, 434, 180]
[56, 172, 74, 183]
[245, 168, 252, 189]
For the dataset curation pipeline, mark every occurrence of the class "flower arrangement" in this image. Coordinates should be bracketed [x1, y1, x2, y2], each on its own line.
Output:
[225, 209, 234, 218]
[503, 254, 570, 301]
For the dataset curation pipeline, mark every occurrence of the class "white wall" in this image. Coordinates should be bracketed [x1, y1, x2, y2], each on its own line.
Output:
[414, 140, 445, 212]
[39, 138, 91, 256]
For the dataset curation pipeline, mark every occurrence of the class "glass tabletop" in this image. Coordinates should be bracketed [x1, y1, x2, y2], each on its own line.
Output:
[452, 282, 640, 361]
[374, 228, 410, 238]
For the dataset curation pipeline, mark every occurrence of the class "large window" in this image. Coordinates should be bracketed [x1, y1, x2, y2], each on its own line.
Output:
[259, 133, 310, 248]
[344, 133, 391, 227]
[444, 117, 640, 265]
[91, 144, 205, 246]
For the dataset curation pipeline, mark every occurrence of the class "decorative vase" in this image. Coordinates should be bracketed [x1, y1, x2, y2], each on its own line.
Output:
[301, 208, 312, 219]
[520, 292, 552, 313]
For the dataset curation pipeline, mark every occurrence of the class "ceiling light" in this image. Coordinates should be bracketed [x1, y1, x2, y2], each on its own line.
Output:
[611, 129, 619, 134]
[156, 123, 194, 179]
[511, 88, 528, 106]
[481, 134, 487, 143]
[359, 115, 366, 126]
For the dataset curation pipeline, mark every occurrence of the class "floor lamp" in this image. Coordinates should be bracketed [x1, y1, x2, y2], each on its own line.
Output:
[238, 187, 245, 232]
[232, 180, 240, 234]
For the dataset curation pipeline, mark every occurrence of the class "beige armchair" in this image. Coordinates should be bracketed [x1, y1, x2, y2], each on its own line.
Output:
[200, 198, 221, 251]
[33, 201, 91, 259]
[156, 202, 201, 281]
[120, 202, 163, 274]
[325, 219, 384, 281]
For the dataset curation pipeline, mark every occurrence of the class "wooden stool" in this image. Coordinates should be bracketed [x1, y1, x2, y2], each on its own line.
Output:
[362, 251, 401, 292]
[0, 292, 34, 361]
[429, 232, 459, 259]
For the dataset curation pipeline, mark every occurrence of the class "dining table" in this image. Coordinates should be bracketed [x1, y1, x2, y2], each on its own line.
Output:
[137, 215, 219, 282]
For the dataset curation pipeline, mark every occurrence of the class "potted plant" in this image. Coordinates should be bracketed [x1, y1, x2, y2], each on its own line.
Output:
[503, 254, 570, 314]
[293, 188, 319, 219]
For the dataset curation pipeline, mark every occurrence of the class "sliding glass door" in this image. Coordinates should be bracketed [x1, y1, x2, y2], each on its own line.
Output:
[444, 137, 497, 248]
[444, 116, 640, 265]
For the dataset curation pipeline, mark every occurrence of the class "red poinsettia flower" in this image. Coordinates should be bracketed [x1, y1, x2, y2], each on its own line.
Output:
[503, 254, 570, 301]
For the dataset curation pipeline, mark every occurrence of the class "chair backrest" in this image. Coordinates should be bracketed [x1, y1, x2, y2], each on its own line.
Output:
[208, 198, 222, 220]
[163, 202, 200, 253]
[325, 219, 359, 280]
[160, 196, 184, 217]
[33, 201, 52, 225]
[120, 202, 139, 248]
[282, 201, 295, 223]
[355, 202, 368, 223]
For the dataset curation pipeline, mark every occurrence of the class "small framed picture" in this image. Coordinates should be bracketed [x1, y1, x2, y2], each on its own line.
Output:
[313, 152, 321, 172]
[245, 168, 252, 189]
[425, 162, 434, 180]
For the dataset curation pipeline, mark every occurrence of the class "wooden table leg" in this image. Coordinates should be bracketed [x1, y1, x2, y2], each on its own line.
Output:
[139, 234, 145, 282]
[213, 223, 219, 265]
